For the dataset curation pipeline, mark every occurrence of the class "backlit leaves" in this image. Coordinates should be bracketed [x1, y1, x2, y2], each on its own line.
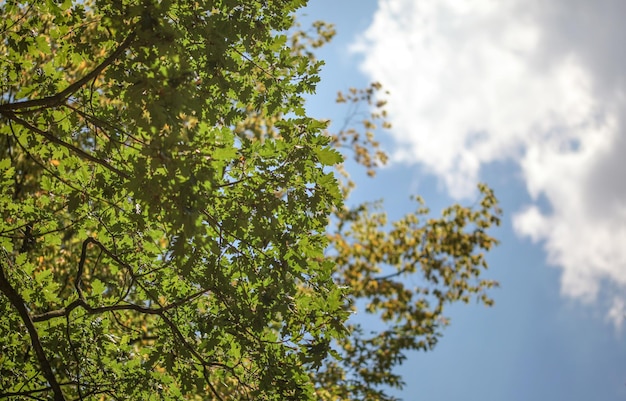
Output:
[0, 1, 347, 400]
[0, 1, 500, 400]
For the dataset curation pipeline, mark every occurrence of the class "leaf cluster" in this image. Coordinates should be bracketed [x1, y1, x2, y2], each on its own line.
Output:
[1, 1, 348, 400]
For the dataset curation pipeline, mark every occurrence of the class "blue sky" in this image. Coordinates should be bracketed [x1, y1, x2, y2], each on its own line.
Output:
[301, 1, 626, 400]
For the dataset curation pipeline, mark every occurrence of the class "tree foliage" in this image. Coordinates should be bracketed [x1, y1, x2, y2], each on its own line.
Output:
[0, 1, 501, 400]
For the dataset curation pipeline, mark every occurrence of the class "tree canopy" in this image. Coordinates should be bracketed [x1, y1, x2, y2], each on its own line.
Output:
[0, 1, 501, 400]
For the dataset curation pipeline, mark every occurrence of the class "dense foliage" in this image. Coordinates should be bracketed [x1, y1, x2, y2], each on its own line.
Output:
[0, 1, 501, 400]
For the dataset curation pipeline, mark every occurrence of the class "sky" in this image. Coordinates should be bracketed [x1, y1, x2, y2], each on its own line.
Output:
[301, 1, 626, 400]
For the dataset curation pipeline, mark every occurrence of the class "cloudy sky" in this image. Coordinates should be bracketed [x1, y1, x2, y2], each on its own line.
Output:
[304, 0, 626, 400]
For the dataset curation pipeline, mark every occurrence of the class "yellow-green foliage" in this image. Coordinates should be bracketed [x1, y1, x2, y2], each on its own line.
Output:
[0, 1, 500, 400]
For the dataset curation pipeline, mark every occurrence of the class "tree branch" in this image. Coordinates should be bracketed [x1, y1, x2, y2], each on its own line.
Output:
[0, 33, 136, 113]
[0, 259, 67, 401]
[29, 294, 213, 322]
[0, 383, 72, 400]
[32, 237, 209, 322]
[2, 111, 129, 179]
[11, 236, 230, 399]
[31, 299, 160, 322]
[373, 266, 412, 282]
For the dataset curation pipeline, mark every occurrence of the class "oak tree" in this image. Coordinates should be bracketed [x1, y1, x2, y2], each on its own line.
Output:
[0, 1, 501, 400]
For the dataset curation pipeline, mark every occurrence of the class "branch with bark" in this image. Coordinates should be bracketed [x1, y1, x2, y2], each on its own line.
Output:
[0, 257, 66, 401]
[0, 33, 136, 114]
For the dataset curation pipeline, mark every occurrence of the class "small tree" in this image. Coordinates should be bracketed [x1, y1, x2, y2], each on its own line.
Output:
[0, 1, 500, 400]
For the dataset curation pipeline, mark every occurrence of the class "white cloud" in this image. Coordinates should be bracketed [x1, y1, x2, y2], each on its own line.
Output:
[353, 0, 626, 326]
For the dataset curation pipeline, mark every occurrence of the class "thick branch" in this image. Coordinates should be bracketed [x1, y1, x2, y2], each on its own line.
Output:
[14, 237, 227, 398]
[32, 237, 208, 323]
[0, 261, 66, 401]
[31, 290, 209, 322]
[31, 299, 163, 322]
[0, 33, 136, 113]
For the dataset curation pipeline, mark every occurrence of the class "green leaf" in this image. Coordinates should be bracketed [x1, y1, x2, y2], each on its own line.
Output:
[91, 278, 106, 296]
[313, 147, 342, 166]
[0, 158, 11, 170]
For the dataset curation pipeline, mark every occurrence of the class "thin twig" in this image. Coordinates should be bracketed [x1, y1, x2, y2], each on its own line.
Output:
[3, 111, 129, 179]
